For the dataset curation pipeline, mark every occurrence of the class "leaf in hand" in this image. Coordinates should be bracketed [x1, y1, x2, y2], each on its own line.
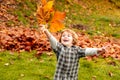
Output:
[49, 11, 66, 32]
[43, 1, 54, 12]
[41, 0, 47, 6]
[36, 0, 54, 24]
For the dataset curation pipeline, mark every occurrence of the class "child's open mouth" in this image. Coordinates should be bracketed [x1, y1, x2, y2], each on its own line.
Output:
[63, 40, 69, 42]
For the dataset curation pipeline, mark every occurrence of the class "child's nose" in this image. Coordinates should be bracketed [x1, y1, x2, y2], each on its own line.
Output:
[64, 36, 68, 38]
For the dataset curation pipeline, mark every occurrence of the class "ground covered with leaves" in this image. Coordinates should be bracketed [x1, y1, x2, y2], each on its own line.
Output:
[0, 26, 120, 60]
[0, 0, 120, 58]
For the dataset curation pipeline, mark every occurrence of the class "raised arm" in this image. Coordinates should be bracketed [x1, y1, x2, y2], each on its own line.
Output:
[40, 25, 58, 49]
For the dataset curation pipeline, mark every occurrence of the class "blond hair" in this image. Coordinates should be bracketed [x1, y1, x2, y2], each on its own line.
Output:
[59, 29, 78, 45]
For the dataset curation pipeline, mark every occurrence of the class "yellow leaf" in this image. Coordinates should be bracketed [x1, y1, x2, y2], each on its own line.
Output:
[43, 1, 54, 12]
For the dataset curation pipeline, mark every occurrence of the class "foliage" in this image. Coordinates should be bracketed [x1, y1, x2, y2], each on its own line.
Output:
[109, 0, 120, 8]
[0, 26, 120, 60]
[0, 26, 52, 56]
[0, 0, 120, 35]
[49, 11, 66, 32]
[36, 0, 66, 32]
[0, 0, 120, 59]
[0, 0, 37, 27]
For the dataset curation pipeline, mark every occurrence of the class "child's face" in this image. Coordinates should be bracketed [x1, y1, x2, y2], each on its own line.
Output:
[61, 31, 73, 47]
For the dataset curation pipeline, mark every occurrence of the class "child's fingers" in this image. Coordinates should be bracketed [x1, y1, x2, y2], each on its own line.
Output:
[97, 47, 106, 55]
[39, 24, 46, 28]
[98, 44, 111, 55]
[102, 44, 111, 50]
[39, 25, 49, 33]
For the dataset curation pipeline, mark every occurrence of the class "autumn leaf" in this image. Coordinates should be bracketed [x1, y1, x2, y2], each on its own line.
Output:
[36, 0, 66, 32]
[49, 11, 66, 32]
[43, 1, 54, 12]
[49, 21, 64, 32]
[41, 0, 47, 6]
[36, 0, 54, 24]
[108, 71, 114, 77]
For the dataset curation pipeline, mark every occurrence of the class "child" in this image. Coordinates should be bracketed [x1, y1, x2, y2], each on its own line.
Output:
[40, 25, 105, 80]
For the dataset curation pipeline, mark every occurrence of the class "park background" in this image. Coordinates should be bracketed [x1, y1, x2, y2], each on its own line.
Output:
[0, 0, 120, 80]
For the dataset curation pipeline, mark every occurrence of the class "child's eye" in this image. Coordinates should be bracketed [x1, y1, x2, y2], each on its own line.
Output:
[62, 35, 66, 37]
[68, 35, 71, 37]
[68, 35, 70, 37]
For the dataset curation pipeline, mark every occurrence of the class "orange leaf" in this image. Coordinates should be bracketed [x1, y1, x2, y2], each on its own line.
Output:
[51, 11, 66, 22]
[49, 21, 65, 32]
[36, 7, 45, 24]
[36, 0, 54, 24]
[49, 11, 66, 32]
[41, 0, 47, 6]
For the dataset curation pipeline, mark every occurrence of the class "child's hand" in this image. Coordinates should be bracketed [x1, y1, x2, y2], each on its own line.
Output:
[97, 47, 105, 55]
[97, 45, 109, 55]
[38, 24, 48, 33]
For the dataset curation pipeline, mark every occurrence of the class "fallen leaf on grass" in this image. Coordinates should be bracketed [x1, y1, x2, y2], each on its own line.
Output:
[46, 52, 53, 56]
[107, 60, 116, 66]
[108, 71, 113, 77]
[40, 59, 44, 63]
[92, 76, 97, 80]
[4, 63, 10, 66]
[20, 73, 25, 77]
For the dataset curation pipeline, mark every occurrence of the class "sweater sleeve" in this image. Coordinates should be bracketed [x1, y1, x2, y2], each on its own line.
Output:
[77, 47, 99, 58]
[85, 48, 98, 56]
[49, 34, 58, 49]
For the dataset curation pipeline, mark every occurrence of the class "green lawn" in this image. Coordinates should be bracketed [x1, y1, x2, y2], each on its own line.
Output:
[0, 51, 120, 80]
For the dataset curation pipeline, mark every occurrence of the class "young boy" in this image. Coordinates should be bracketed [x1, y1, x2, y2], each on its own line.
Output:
[40, 25, 105, 80]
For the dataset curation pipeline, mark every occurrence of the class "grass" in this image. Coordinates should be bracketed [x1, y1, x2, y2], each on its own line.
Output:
[0, 51, 120, 80]
[55, 0, 120, 37]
